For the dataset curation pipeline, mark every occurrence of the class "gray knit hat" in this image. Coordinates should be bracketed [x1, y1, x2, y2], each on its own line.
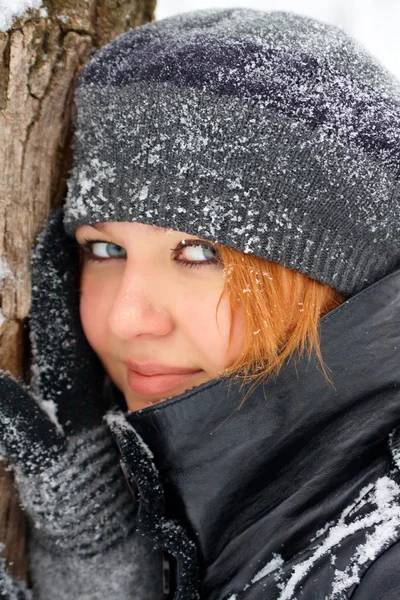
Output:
[63, 8, 400, 296]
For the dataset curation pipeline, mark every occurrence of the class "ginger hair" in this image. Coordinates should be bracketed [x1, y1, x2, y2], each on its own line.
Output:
[212, 245, 347, 406]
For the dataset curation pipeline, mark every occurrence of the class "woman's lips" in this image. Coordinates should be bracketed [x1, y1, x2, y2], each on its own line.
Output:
[126, 368, 202, 395]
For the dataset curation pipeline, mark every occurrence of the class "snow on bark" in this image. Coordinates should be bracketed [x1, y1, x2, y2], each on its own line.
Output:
[0, 0, 45, 32]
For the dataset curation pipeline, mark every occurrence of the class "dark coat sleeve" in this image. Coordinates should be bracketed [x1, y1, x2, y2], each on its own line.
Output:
[351, 541, 400, 600]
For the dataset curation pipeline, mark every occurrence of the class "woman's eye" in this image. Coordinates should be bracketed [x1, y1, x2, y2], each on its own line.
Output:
[91, 242, 126, 259]
[90, 242, 127, 259]
[178, 244, 218, 262]
[79, 238, 220, 268]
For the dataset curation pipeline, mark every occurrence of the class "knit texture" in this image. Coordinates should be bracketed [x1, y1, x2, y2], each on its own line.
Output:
[14, 423, 164, 600]
[15, 425, 137, 556]
[63, 9, 400, 295]
[28, 530, 163, 600]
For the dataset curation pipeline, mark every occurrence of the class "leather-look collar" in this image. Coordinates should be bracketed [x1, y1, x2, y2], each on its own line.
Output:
[117, 268, 400, 598]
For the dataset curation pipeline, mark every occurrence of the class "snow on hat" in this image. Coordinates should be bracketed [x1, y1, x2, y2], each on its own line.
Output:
[63, 8, 400, 296]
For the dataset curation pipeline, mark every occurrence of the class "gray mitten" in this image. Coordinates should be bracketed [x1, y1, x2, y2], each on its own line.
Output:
[0, 209, 163, 600]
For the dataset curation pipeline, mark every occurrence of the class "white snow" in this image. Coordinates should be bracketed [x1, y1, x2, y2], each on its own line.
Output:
[251, 554, 284, 584]
[329, 477, 400, 598]
[106, 410, 156, 460]
[138, 184, 149, 201]
[0, 257, 14, 289]
[39, 399, 63, 433]
[277, 476, 400, 600]
[0, 257, 9, 285]
[0, 0, 44, 31]
[0, 257, 10, 326]
[238, 476, 400, 599]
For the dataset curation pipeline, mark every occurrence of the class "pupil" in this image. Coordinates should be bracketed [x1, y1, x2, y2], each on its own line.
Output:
[204, 247, 215, 259]
[107, 243, 125, 257]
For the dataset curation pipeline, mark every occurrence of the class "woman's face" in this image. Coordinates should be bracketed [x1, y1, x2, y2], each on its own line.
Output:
[75, 221, 246, 411]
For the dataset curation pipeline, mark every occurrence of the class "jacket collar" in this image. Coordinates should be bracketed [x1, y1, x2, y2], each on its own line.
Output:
[119, 267, 400, 597]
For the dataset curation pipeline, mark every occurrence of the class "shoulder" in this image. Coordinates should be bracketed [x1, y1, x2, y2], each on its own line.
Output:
[351, 540, 400, 600]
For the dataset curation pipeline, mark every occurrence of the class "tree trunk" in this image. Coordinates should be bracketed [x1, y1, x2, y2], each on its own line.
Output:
[0, 0, 156, 582]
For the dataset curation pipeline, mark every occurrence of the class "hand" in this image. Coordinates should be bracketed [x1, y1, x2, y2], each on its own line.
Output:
[0, 209, 163, 599]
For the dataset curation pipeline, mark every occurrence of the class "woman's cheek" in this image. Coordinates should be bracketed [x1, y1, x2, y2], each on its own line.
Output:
[175, 285, 232, 362]
[79, 275, 113, 353]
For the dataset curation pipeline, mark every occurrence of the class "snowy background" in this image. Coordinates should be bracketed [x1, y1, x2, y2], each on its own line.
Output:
[155, 0, 400, 80]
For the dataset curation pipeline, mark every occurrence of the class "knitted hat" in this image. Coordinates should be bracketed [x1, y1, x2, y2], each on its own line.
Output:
[63, 9, 400, 296]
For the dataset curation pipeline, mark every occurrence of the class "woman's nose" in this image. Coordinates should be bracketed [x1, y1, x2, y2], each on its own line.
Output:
[107, 267, 172, 341]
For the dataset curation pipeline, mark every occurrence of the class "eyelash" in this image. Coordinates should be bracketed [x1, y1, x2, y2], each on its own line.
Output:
[77, 238, 222, 269]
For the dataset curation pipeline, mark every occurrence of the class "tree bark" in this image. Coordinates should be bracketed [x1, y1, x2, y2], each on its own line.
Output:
[0, 0, 156, 582]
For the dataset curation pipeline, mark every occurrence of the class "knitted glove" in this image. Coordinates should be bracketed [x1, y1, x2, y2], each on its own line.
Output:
[0, 209, 163, 600]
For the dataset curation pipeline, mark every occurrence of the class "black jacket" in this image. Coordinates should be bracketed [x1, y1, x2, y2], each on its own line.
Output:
[110, 267, 400, 600]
